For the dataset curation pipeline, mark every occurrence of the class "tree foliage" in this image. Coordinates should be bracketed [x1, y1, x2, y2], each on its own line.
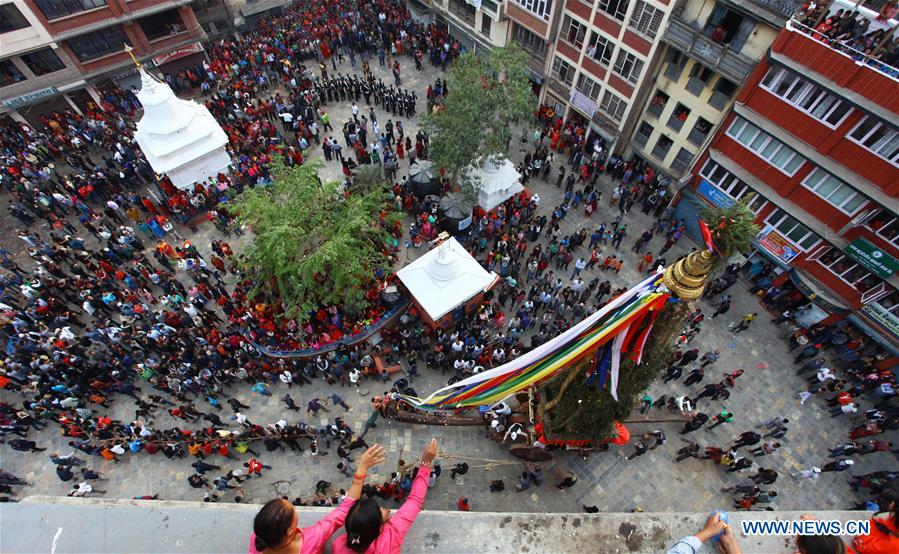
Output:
[700, 201, 760, 271]
[231, 159, 399, 319]
[541, 302, 687, 441]
[420, 43, 535, 196]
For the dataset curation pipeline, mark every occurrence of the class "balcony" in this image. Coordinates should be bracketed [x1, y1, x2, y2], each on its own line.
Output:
[662, 17, 756, 83]
[784, 11, 899, 87]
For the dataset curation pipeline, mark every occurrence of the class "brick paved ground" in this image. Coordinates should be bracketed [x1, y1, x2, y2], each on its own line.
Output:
[0, 57, 893, 515]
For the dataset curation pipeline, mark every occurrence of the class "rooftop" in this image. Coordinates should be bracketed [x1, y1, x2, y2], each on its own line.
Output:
[0, 496, 870, 553]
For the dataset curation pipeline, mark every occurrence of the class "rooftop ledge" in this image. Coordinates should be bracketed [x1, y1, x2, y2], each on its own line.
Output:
[0, 496, 870, 553]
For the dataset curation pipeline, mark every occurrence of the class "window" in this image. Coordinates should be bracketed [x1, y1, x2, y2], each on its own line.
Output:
[481, 0, 498, 13]
[868, 212, 899, 247]
[760, 66, 853, 128]
[635, 120, 653, 148]
[561, 15, 587, 48]
[814, 247, 877, 290]
[599, 0, 630, 21]
[688, 116, 712, 146]
[671, 148, 694, 173]
[551, 56, 575, 86]
[512, 23, 546, 58]
[873, 290, 899, 316]
[1, 59, 26, 87]
[709, 77, 736, 109]
[801, 168, 866, 214]
[33, 0, 107, 21]
[21, 48, 66, 76]
[699, 159, 768, 213]
[481, 14, 491, 36]
[511, 0, 553, 20]
[667, 102, 690, 132]
[586, 32, 614, 66]
[725, 116, 806, 175]
[766, 208, 820, 250]
[600, 90, 627, 121]
[664, 50, 687, 81]
[686, 62, 714, 95]
[613, 49, 643, 84]
[512, 23, 547, 56]
[0, 4, 30, 33]
[849, 115, 899, 166]
[628, 0, 663, 39]
[448, 0, 476, 25]
[647, 89, 668, 118]
[67, 27, 128, 62]
[701, 4, 754, 51]
[652, 134, 673, 160]
[575, 73, 602, 100]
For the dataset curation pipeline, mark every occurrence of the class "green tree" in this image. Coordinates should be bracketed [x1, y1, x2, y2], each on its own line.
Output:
[231, 159, 400, 319]
[420, 43, 535, 197]
[347, 163, 386, 196]
[700, 200, 760, 271]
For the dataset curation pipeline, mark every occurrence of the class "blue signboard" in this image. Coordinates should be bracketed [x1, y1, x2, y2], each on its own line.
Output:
[697, 179, 736, 209]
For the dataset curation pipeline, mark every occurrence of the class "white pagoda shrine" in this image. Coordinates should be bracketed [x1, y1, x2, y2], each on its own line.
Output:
[473, 158, 523, 212]
[132, 56, 231, 190]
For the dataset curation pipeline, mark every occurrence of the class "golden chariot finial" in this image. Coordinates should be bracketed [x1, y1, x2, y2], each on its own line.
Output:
[123, 43, 141, 70]
[662, 249, 714, 301]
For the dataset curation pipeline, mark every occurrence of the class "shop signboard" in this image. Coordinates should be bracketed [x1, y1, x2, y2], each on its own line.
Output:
[844, 237, 898, 279]
[4, 87, 58, 109]
[696, 178, 735, 209]
[861, 302, 899, 341]
[153, 42, 205, 67]
[758, 227, 800, 264]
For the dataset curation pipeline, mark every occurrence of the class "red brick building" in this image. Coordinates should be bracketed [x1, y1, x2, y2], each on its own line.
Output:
[2, 0, 206, 124]
[674, 8, 899, 354]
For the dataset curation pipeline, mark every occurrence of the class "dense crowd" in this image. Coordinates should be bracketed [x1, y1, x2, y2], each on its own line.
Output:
[796, 2, 899, 74]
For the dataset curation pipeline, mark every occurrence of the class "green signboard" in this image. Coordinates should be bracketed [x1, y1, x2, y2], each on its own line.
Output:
[844, 238, 899, 279]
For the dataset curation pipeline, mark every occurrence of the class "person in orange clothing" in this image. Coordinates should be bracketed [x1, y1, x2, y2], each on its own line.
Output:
[638, 252, 654, 272]
[854, 485, 899, 553]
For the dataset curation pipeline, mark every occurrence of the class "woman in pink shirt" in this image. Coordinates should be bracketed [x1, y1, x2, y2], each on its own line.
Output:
[248, 444, 387, 554]
[332, 438, 438, 554]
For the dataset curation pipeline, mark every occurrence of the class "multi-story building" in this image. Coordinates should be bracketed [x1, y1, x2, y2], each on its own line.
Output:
[420, 0, 512, 57]
[505, 0, 565, 93]
[676, 1, 899, 353]
[540, 0, 678, 152]
[626, 0, 795, 176]
[1, 0, 206, 125]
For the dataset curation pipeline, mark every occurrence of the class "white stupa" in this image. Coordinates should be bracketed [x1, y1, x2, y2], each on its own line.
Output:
[473, 158, 523, 212]
[397, 236, 498, 324]
[131, 54, 231, 190]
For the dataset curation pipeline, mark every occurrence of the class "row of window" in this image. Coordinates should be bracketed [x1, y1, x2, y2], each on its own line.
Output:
[554, 60, 628, 122]
[698, 160, 768, 213]
[511, 0, 553, 20]
[33, 0, 107, 21]
[760, 66, 853, 129]
[762, 64, 897, 168]
[560, 15, 646, 84]
[725, 116, 806, 176]
[0, 48, 67, 87]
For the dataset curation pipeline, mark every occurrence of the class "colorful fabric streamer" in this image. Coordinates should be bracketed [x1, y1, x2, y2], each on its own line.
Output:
[396, 273, 669, 411]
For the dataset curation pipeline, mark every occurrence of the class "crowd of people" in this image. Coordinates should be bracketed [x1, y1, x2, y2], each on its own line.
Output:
[796, 2, 899, 75]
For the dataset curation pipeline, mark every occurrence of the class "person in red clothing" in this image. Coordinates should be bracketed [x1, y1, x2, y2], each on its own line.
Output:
[333, 438, 438, 554]
[248, 445, 385, 554]
[457, 496, 470, 511]
[854, 484, 899, 554]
